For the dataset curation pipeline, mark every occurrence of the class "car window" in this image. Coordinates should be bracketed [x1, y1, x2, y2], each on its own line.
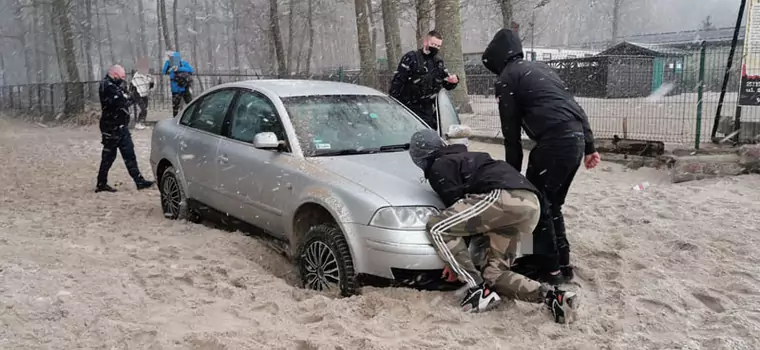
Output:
[436, 89, 461, 137]
[179, 98, 201, 125]
[186, 89, 236, 134]
[282, 94, 428, 156]
[228, 91, 287, 144]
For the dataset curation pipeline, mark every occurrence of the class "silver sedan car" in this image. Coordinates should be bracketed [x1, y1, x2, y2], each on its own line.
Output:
[149, 80, 470, 296]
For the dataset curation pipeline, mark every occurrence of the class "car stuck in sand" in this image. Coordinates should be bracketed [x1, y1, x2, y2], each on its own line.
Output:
[149, 79, 471, 296]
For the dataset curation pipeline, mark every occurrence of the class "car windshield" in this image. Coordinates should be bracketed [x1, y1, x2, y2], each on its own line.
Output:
[282, 94, 429, 157]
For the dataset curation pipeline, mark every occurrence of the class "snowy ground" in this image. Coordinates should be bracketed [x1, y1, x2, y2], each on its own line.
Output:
[1, 116, 760, 349]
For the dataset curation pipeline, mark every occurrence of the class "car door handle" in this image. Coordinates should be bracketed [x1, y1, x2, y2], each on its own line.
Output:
[218, 154, 229, 163]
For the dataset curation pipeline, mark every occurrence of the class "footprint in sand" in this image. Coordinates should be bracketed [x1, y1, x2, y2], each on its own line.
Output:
[638, 297, 680, 315]
[251, 301, 280, 314]
[692, 292, 726, 313]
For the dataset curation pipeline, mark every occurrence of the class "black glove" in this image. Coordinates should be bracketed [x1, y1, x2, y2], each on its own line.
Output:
[149, 82, 155, 89]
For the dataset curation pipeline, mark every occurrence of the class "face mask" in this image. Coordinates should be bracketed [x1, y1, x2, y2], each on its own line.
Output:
[426, 47, 439, 56]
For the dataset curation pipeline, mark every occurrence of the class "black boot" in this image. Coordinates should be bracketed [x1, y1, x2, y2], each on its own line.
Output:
[560, 265, 574, 283]
[135, 177, 155, 190]
[95, 183, 117, 193]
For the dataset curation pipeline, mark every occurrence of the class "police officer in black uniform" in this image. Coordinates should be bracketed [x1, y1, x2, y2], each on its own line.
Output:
[389, 30, 459, 131]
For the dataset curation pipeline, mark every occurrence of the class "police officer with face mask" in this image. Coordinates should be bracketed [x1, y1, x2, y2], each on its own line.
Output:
[389, 30, 459, 131]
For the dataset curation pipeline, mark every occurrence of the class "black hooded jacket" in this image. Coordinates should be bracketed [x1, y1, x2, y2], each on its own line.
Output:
[424, 144, 539, 207]
[99, 75, 133, 132]
[481, 29, 596, 171]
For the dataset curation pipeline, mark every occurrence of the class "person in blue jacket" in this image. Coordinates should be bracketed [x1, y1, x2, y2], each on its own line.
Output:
[162, 51, 195, 117]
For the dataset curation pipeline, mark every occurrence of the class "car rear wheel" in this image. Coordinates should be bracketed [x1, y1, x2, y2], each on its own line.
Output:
[296, 224, 357, 297]
[160, 166, 201, 223]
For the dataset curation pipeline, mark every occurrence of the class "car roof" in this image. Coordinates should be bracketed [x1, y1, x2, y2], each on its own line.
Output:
[211, 79, 387, 98]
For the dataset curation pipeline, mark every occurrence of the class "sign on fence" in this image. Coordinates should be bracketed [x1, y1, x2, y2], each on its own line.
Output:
[740, 0, 760, 105]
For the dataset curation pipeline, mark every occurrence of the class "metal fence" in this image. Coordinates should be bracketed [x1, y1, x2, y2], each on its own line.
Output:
[0, 44, 752, 146]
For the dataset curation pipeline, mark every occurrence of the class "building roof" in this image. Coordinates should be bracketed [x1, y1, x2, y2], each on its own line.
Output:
[599, 42, 688, 56]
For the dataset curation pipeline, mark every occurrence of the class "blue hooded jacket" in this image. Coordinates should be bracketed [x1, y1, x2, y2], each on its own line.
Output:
[162, 52, 194, 94]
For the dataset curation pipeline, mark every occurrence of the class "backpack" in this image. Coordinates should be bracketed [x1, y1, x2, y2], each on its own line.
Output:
[175, 71, 193, 88]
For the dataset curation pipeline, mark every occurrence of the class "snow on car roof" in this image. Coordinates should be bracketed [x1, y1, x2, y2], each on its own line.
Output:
[215, 79, 387, 98]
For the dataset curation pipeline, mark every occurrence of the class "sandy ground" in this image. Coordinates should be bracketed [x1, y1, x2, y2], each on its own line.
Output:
[1, 116, 760, 349]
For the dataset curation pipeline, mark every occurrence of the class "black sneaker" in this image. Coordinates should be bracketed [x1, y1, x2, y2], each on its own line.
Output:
[95, 184, 117, 193]
[460, 284, 501, 313]
[560, 265, 575, 283]
[545, 287, 578, 324]
[136, 179, 155, 190]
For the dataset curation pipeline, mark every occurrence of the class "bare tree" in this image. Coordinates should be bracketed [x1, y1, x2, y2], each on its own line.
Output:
[173, 0, 180, 51]
[415, 0, 432, 46]
[53, 0, 84, 114]
[380, 0, 402, 70]
[137, 0, 148, 58]
[611, 0, 621, 43]
[435, 0, 471, 112]
[270, 0, 287, 76]
[305, 0, 315, 75]
[159, 0, 173, 50]
[354, 0, 377, 87]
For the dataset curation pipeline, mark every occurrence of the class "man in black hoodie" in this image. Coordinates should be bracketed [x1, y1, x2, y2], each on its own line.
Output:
[389, 30, 458, 130]
[409, 129, 577, 323]
[96, 65, 155, 193]
[481, 29, 601, 284]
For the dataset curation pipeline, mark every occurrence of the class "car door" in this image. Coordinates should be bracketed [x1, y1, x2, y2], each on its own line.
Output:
[435, 89, 467, 143]
[177, 88, 237, 208]
[216, 90, 293, 238]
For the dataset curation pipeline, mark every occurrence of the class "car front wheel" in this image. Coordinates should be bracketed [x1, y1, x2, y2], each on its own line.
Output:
[159, 165, 201, 223]
[296, 224, 357, 297]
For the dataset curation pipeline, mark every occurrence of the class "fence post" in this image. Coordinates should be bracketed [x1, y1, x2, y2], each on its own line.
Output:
[337, 66, 344, 82]
[695, 41, 707, 150]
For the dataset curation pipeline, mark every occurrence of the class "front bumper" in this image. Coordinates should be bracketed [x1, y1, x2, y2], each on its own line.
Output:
[344, 223, 445, 280]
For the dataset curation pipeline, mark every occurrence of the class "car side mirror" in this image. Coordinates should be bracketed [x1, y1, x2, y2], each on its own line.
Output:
[253, 132, 282, 150]
[445, 124, 472, 139]
[445, 124, 471, 146]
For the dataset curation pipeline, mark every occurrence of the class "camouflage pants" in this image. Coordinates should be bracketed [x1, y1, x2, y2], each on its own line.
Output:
[426, 189, 545, 302]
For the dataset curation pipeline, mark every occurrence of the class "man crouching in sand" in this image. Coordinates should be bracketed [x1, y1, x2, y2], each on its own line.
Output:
[409, 129, 577, 322]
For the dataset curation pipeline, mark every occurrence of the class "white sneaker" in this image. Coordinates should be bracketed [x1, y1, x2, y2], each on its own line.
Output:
[135, 123, 146, 130]
[460, 284, 501, 313]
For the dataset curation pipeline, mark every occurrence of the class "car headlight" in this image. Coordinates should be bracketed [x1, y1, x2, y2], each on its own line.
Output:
[368, 206, 439, 230]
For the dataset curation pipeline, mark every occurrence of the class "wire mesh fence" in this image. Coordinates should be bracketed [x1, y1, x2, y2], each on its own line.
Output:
[0, 44, 753, 146]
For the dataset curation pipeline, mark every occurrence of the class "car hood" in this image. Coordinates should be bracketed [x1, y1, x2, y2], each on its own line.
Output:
[306, 151, 445, 208]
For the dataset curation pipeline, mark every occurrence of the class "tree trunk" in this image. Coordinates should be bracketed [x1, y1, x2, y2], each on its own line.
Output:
[498, 0, 512, 28]
[380, 0, 401, 71]
[0, 54, 5, 86]
[173, 0, 180, 51]
[11, 0, 35, 84]
[125, 19, 137, 64]
[95, 0, 104, 73]
[305, 0, 314, 75]
[611, 0, 621, 44]
[204, 1, 214, 71]
[368, 0, 377, 56]
[192, 0, 198, 68]
[354, 0, 377, 87]
[415, 0, 432, 47]
[159, 0, 173, 51]
[434, 0, 471, 113]
[270, 0, 287, 76]
[102, 1, 116, 63]
[286, 0, 296, 73]
[137, 0, 148, 58]
[231, 1, 240, 72]
[84, 0, 94, 80]
[53, 0, 84, 114]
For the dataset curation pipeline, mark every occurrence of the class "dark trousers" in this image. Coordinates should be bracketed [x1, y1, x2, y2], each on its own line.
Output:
[407, 102, 437, 131]
[526, 133, 584, 272]
[97, 127, 143, 185]
[136, 96, 149, 123]
[172, 91, 193, 117]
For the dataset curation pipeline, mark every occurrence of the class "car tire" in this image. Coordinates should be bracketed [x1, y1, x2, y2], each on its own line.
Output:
[296, 224, 357, 297]
[159, 165, 201, 223]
